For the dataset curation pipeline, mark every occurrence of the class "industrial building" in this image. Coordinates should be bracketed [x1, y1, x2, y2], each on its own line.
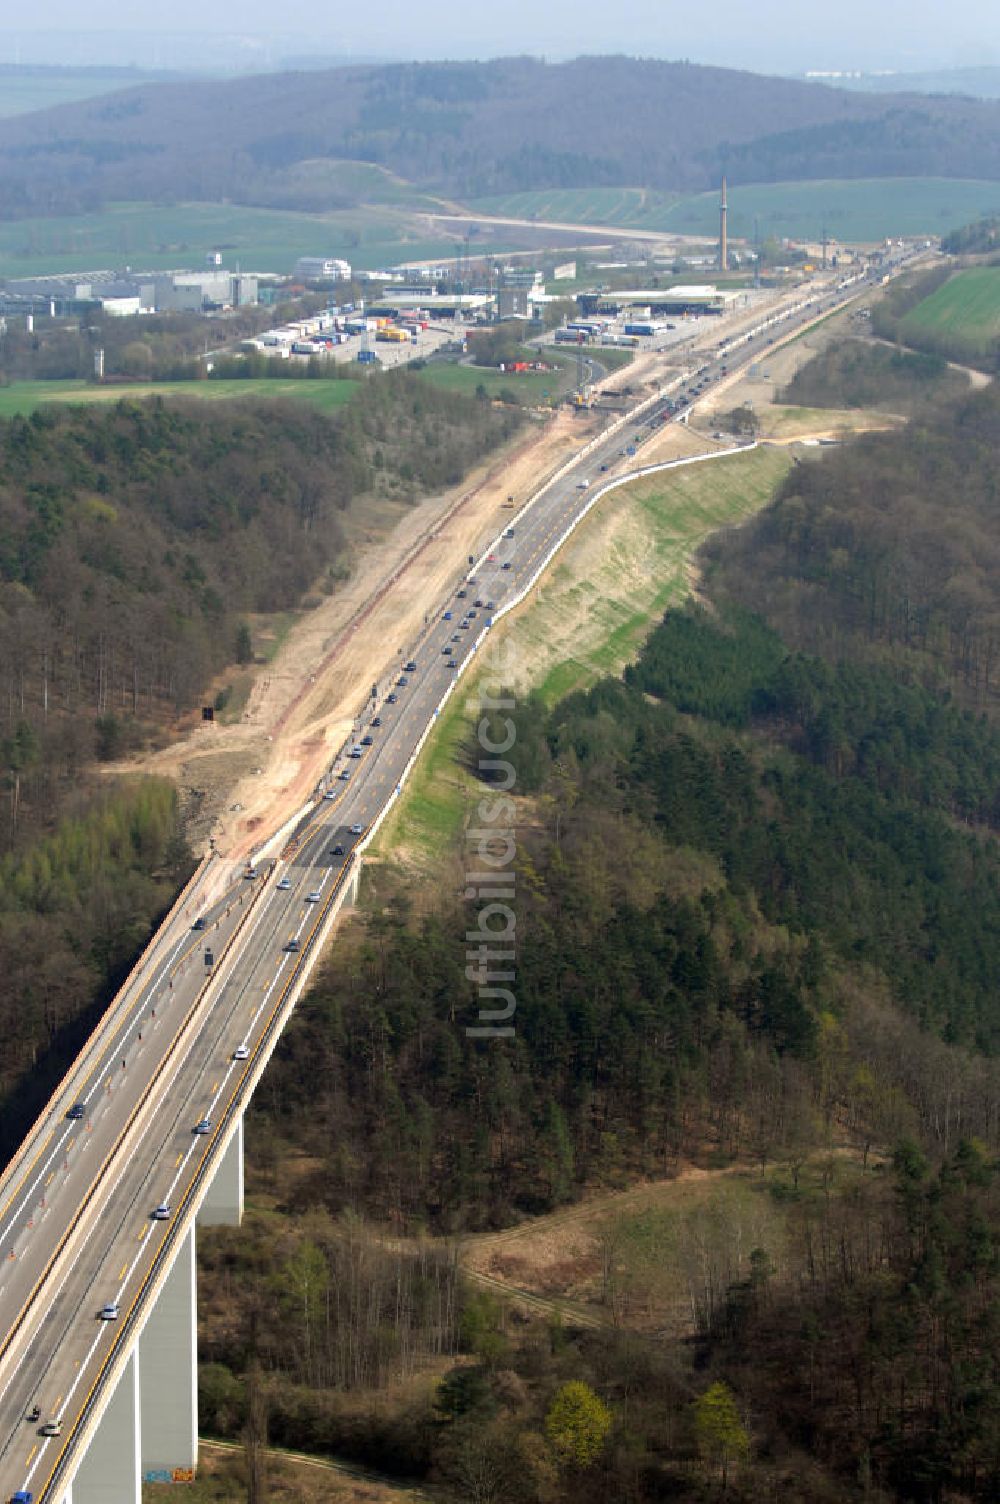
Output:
[499, 266, 545, 292]
[293, 257, 352, 281]
[497, 287, 530, 319]
[365, 291, 493, 319]
[579, 284, 740, 317]
[0, 267, 258, 317]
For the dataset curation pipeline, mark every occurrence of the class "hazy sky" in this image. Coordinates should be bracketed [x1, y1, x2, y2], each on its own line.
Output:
[4, 0, 999, 75]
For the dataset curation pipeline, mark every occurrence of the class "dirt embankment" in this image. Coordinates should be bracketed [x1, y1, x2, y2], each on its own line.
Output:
[115, 406, 610, 859]
[117, 281, 860, 861]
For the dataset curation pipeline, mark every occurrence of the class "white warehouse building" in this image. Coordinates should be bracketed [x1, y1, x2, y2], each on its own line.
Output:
[294, 257, 353, 281]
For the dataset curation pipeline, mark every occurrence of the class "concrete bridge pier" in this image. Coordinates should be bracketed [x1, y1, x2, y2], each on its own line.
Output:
[67, 1349, 141, 1504]
[56, 1113, 246, 1503]
[138, 1222, 198, 1480]
[197, 1116, 244, 1227]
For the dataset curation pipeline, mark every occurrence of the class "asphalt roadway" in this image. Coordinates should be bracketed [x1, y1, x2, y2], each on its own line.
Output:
[0, 253, 923, 1503]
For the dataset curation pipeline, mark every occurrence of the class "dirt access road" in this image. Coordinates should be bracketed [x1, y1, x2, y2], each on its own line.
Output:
[124, 406, 610, 860]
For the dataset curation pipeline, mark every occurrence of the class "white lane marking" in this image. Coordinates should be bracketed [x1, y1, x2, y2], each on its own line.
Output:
[139, 928, 298, 1262]
[108, 931, 191, 1064]
[20, 1323, 107, 1489]
[0, 879, 286, 1429]
[0, 927, 192, 1254]
[0, 1128, 74, 1259]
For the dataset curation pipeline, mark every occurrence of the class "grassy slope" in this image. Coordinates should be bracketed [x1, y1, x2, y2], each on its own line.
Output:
[0, 200, 519, 278]
[0, 360, 573, 417]
[0, 378, 361, 417]
[468, 177, 1000, 243]
[0, 351, 596, 416]
[900, 264, 1000, 341]
[466, 186, 672, 224]
[459, 1153, 873, 1335]
[144, 1435, 434, 1503]
[368, 446, 792, 865]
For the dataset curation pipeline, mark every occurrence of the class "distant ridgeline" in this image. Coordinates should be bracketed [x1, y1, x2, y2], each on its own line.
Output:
[3, 56, 1000, 213]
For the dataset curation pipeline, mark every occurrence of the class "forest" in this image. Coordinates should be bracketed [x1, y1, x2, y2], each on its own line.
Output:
[778, 337, 968, 412]
[2, 57, 1000, 217]
[0, 379, 520, 806]
[702, 383, 1000, 716]
[0, 397, 360, 749]
[0, 777, 190, 1157]
[200, 587, 1000, 1500]
[0, 376, 521, 1134]
[940, 215, 1000, 254]
[185, 378, 1000, 1501]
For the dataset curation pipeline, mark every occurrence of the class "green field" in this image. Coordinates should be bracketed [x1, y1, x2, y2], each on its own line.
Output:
[418, 348, 580, 405]
[0, 200, 523, 279]
[418, 364, 562, 403]
[469, 177, 1000, 245]
[467, 187, 678, 226]
[899, 266, 1000, 347]
[0, 350, 587, 418]
[0, 67, 175, 119]
[0, 377, 361, 418]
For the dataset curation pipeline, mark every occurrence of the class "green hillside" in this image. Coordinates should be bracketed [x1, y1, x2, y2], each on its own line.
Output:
[900, 265, 1000, 345]
[469, 176, 1000, 243]
[0, 200, 512, 279]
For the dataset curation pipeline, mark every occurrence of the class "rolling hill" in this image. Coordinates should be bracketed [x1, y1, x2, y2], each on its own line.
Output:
[2, 54, 1000, 219]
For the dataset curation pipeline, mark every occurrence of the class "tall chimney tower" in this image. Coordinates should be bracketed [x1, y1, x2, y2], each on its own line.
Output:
[719, 177, 728, 273]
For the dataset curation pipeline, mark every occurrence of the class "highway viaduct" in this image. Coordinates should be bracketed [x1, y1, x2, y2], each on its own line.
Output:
[0, 252, 921, 1503]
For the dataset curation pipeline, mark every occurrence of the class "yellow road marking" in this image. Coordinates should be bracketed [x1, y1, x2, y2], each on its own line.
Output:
[26, 1443, 37, 1464]
[174, 1154, 182, 1168]
[119, 1263, 127, 1279]
[54, 1394, 63, 1408]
